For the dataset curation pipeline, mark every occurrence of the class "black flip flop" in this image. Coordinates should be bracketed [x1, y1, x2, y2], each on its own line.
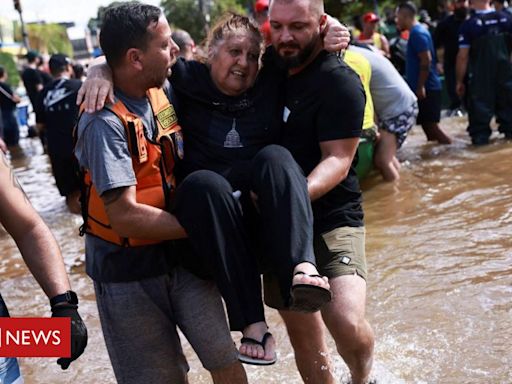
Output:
[290, 272, 332, 313]
[237, 332, 277, 366]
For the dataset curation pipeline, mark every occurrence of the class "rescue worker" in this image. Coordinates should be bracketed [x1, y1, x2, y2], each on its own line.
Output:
[350, 43, 419, 181]
[343, 48, 377, 179]
[74, 4, 255, 382]
[456, 0, 512, 145]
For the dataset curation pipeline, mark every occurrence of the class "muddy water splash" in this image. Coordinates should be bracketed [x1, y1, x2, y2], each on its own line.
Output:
[1, 117, 510, 383]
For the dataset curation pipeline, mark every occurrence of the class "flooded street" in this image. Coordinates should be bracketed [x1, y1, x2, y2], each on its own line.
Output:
[1, 117, 511, 383]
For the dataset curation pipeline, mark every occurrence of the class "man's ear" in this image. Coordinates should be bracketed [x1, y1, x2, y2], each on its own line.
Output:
[320, 14, 327, 25]
[126, 48, 143, 71]
[319, 14, 328, 34]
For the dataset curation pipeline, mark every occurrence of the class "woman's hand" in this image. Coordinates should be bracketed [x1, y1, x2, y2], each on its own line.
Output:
[322, 15, 350, 53]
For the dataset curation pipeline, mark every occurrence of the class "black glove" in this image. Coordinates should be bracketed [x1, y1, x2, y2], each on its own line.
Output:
[51, 304, 88, 370]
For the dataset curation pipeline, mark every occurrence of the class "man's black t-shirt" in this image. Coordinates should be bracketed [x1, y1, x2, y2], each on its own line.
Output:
[35, 77, 82, 157]
[170, 58, 283, 189]
[278, 49, 365, 234]
[0, 82, 17, 113]
[21, 67, 43, 107]
[40, 70, 53, 86]
[434, 14, 466, 66]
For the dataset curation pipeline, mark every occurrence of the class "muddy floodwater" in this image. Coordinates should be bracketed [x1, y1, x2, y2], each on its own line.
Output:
[1, 117, 510, 383]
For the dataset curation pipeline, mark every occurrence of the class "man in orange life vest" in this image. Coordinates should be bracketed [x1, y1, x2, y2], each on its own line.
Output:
[74, 3, 249, 384]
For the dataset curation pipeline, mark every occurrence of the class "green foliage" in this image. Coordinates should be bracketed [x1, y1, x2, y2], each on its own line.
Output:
[162, 0, 247, 44]
[87, 1, 125, 31]
[29, 24, 73, 56]
[210, 0, 247, 26]
[17, 24, 73, 56]
[0, 52, 20, 87]
[162, 0, 207, 43]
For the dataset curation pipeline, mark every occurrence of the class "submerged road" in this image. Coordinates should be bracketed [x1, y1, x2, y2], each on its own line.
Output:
[0, 116, 510, 383]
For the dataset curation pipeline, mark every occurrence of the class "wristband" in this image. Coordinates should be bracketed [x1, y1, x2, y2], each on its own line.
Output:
[50, 290, 78, 307]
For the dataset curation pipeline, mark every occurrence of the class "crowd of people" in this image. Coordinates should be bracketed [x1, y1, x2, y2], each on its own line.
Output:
[0, 49, 84, 213]
[0, 0, 511, 383]
[350, 0, 512, 151]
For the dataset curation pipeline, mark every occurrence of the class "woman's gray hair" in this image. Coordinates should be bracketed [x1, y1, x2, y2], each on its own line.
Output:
[206, 13, 264, 57]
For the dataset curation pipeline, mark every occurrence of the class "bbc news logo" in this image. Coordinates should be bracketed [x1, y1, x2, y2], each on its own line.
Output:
[0, 318, 70, 357]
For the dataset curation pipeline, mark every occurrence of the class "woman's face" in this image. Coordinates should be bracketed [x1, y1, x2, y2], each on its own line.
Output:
[209, 31, 261, 96]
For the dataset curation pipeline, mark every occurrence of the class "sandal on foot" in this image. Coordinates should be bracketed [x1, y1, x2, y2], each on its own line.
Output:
[237, 332, 277, 366]
[290, 272, 332, 313]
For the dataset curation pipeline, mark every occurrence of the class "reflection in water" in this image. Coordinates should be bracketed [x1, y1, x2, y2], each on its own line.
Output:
[0, 118, 510, 383]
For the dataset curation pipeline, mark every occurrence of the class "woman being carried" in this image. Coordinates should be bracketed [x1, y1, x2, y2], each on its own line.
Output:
[78, 13, 347, 365]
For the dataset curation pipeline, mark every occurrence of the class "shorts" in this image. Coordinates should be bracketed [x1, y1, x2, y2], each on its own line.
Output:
[264, 226, 367, 310]
[417, 90, 441, 125]
[0, 294, 24, 384]
[380, 102, 419, 148]
[48, 155, 80, 197]
[94, 267, 238, 384]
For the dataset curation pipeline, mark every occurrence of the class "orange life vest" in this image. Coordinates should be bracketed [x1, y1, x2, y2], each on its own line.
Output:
[80, 87, 184, 247]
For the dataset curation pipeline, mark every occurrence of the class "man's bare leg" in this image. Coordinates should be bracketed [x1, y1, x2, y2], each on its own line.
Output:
[374, 130, 400, 182]
[211, 361, 248, 384]
[392, 156, 401, 171]
[421, 122, 452, 144]
[321, 275, 374, 384]
[279, 310, 336, 384]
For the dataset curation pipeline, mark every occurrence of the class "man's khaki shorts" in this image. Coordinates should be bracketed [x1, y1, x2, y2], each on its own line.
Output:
[264, 226, 367, 310]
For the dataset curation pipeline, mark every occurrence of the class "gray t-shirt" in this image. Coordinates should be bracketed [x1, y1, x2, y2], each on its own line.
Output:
[349, 45, 417, 120]
[75, 81, 176, 282]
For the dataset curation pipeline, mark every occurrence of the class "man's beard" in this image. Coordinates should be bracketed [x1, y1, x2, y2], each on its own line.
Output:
[148, 68, 170, 88]
[275, 35, 319, 69]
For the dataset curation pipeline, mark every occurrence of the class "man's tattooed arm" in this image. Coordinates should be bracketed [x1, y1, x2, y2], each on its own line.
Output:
[0, 151, 30, 204]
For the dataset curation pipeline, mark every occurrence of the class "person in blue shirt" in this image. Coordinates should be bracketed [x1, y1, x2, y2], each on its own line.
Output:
[456, 0, 512, 145]
[396, 1, 452, 144]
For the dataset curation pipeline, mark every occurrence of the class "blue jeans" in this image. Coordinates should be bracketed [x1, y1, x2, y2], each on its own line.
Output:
[0, 294, 23, 384]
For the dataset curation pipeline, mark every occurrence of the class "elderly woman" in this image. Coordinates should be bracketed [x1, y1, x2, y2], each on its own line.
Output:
[78, 13, 348, 365]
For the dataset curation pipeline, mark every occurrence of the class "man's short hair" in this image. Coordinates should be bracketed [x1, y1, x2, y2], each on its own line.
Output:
[49, 53, 71, 77]
[25, 50, 38, 63]
[397, 1, 418, 16]
[0, 66, 5, 78]
[271, 0, 324, 19]
[172, 29, 194, 52]
[73, 63, 85, 79]
[99, 1, 162, 68]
